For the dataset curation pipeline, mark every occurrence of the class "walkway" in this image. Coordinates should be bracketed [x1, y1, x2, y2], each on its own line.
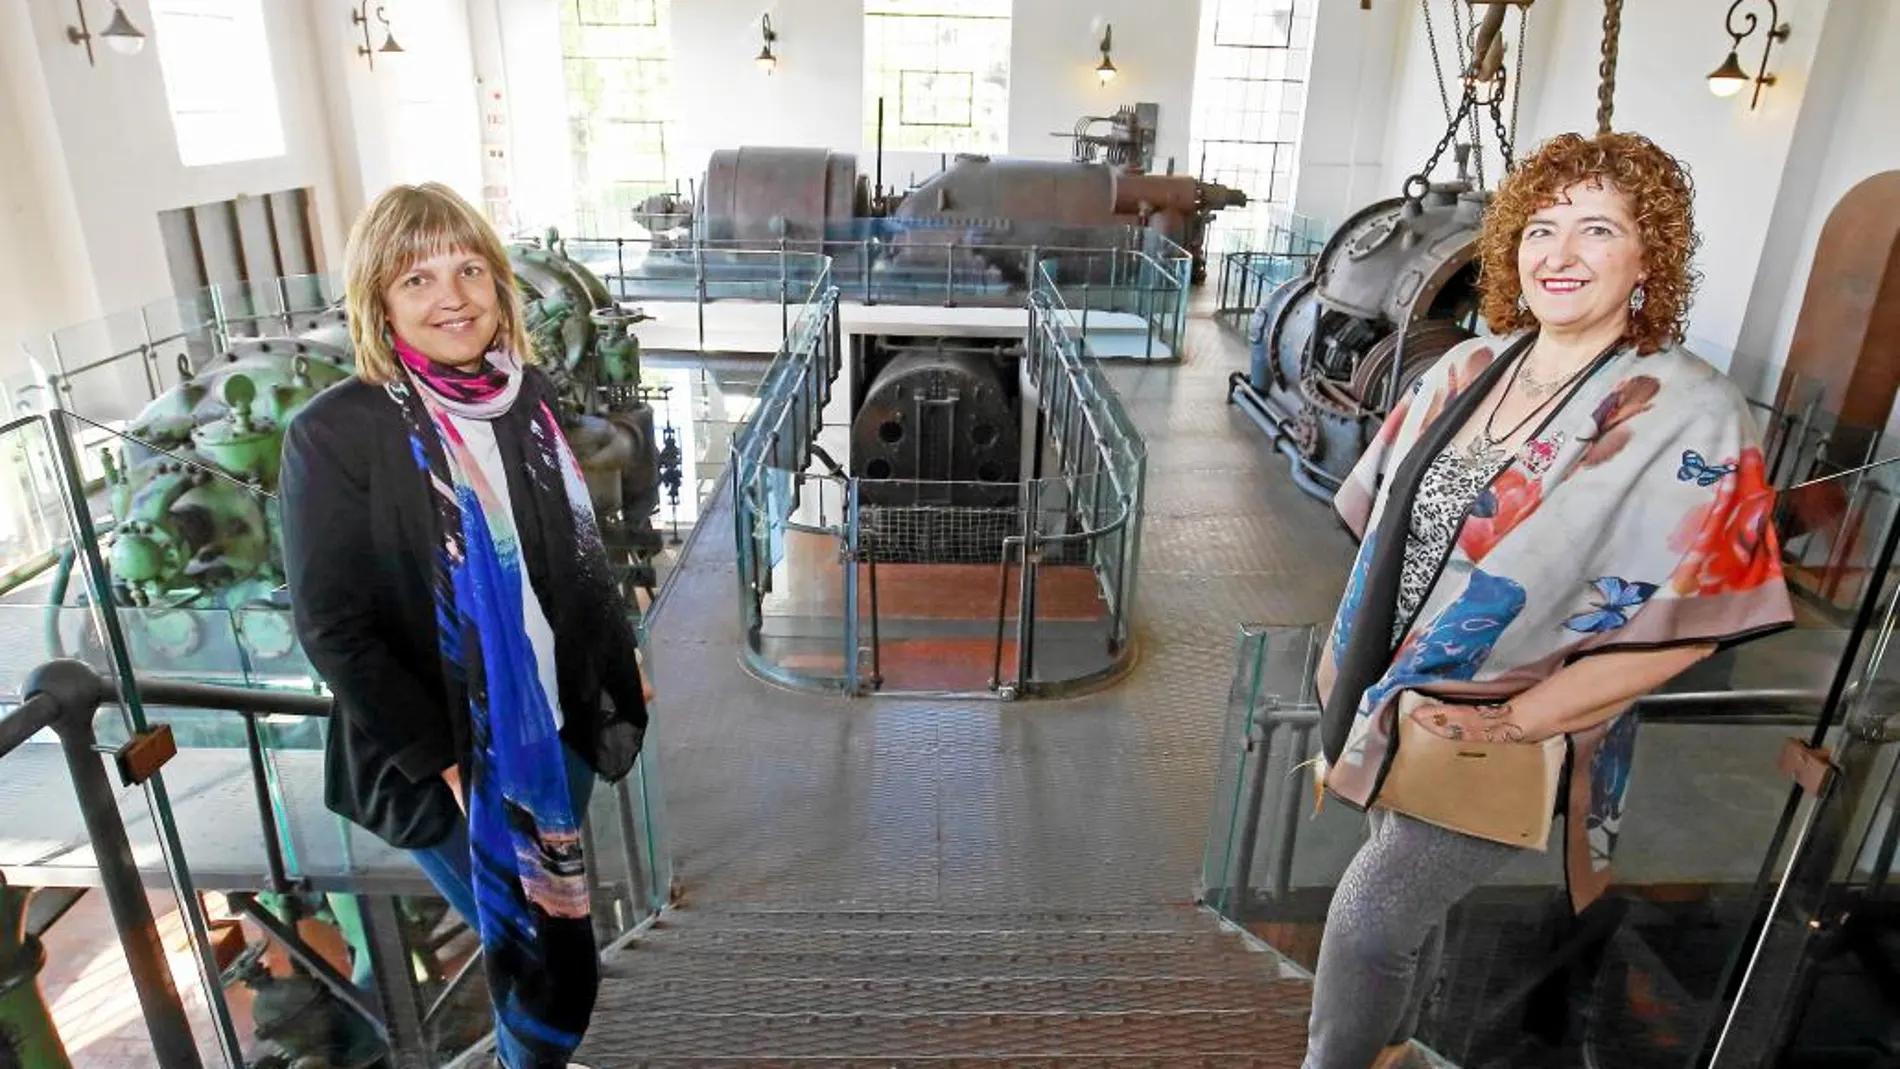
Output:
[642, 302, 1357, 908]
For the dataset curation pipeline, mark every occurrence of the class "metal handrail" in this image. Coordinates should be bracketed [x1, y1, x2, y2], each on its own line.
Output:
[0, 662, 212, 1069]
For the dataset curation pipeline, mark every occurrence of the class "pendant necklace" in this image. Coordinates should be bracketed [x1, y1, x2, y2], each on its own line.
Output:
[1460, 350, 1591, 472]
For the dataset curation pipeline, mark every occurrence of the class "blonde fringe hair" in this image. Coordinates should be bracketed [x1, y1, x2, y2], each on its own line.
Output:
[342, 182, 534, 385]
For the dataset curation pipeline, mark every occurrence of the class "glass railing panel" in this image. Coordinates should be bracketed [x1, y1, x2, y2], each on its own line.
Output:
[1204, 623, 1855, 1066]
[1773, 424, 1900, 628]
[1702, 431, 1900, 1066]
[0, 412, 68, 596]
[1200, 624, 1319, 917]
[0, 413, 240, 1069]
[626, 616, 674, 915]
[746, 470, 854, 690]
[21, 306, 175, 426]
[1015, 468, 1128, 694]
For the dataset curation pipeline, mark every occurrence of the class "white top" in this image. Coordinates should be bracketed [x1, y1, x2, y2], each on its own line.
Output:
[449, 413, 564, 731]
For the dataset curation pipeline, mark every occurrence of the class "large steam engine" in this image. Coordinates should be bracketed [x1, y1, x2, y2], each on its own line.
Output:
[678, 134, 1244, 544]
[97, 233, 667, 658]
[1227, 158, 1486, 501]
[694, 144, 1246, 292]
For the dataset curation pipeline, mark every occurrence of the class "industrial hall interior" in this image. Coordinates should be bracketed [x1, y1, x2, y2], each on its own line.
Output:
[5, 0, 1900, 1066]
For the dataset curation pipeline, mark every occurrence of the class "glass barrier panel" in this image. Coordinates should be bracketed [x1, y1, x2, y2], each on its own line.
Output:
[25, 307, 171, 426]
[1706, 432, 1900, 1066]
[1199, 624, 1320, 916]
[0, 417, 67, 598]
[0, 415, 238, 1068]
[1210, 622, 1860, 1066]
[628, 615, 674, 915]
[748, 471, 854, 690]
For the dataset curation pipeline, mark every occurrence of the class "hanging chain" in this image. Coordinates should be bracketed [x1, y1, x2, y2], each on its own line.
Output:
[1405, 84, 1479, 202]
[1511, 5, 1528, 150]
[1490, 92, 1515, 173]
[1420, 0, 1454, 127]
[1596, 0, 1623, 136]
[1449, 0, 1486, 189]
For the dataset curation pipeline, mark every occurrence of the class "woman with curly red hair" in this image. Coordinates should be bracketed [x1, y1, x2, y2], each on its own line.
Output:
[1302, 132, 1794, 1068]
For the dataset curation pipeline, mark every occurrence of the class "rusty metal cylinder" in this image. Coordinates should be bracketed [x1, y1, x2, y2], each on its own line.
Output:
[1114, 174, 1205, 215]
[893, 156, 1117, 227]
[852, 353, 1018, 487]
[702, 147, 859, 244]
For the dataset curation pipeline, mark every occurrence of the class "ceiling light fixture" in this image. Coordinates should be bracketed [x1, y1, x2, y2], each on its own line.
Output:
[1096, 24, 1117, 86]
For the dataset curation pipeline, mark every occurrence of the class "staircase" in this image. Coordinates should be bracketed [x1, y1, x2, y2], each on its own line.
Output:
[573, 904, 1317, 1066]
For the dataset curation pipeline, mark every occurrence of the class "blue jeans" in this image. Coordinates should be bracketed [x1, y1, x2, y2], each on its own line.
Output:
[410, 743, 598, 930]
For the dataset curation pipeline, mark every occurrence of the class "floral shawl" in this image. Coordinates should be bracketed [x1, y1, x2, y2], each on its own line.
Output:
[1320, 331, 1794, 912]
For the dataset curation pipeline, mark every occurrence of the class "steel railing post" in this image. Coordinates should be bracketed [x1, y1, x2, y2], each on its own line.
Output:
[24, 661, 203, 1069]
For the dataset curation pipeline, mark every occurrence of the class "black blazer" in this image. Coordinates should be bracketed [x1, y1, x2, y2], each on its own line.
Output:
[280, 369, 647, 849]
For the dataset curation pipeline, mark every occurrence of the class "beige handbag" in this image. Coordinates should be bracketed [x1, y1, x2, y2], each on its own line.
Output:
[1374, 690, 1568, 850]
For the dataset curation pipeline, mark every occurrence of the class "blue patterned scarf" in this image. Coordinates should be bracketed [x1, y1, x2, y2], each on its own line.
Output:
[391, 340, 599, 1067]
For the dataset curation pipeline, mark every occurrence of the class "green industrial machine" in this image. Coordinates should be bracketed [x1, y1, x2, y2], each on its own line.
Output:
[72, 231, 664, 677]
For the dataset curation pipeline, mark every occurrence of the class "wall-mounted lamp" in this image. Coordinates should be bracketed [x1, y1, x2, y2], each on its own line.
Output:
[1707, 0, 1790, 110]
[756, 14, 778, 74]
[1096, 24, 1117, 86]
[353, 1, 403, 70]
[66, 1, 146, 67]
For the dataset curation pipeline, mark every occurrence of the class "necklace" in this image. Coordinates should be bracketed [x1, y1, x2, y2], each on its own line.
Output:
[1457, 349, 1592, 471]
[1517, 359, 1570, 399]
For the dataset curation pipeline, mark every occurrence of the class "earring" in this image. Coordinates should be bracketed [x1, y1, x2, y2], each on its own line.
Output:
[1629, 285, 1647, 313]
[1515, 293, 1529, 313]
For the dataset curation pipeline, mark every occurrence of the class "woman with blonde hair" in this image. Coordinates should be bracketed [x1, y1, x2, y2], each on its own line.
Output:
[281, 182, 648, 1068]
[1303, 133, 1794, 1067]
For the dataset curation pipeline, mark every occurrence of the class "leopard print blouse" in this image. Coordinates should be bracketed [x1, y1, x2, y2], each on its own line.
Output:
[1392, 447, 1510, 646]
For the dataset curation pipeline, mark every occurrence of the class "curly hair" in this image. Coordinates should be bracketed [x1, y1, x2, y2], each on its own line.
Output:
[1476, 131, 1700, 354]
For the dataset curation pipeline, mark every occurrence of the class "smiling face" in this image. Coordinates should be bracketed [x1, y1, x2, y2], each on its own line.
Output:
[1517, 179, 1646, 341]
[381, 248, 501, 371]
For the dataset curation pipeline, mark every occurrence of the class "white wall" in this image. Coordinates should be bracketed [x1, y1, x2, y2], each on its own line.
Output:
[672, 0, 867, 196]
[1007, 1, 1202, 171]
[0, 0, 98, 371]
[490, 0, 577, 233]
[306, 0, 485, 228]
[23, 0, 349, 316]
[1293, 0, 1403, 228]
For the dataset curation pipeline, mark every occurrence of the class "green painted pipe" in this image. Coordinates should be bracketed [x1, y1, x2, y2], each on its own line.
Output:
[0, 878, 73, 1069]
[42, 546, 77, 660]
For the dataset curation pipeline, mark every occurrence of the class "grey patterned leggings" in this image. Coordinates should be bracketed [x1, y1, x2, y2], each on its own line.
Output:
[1302, 809, 1525, 1069]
